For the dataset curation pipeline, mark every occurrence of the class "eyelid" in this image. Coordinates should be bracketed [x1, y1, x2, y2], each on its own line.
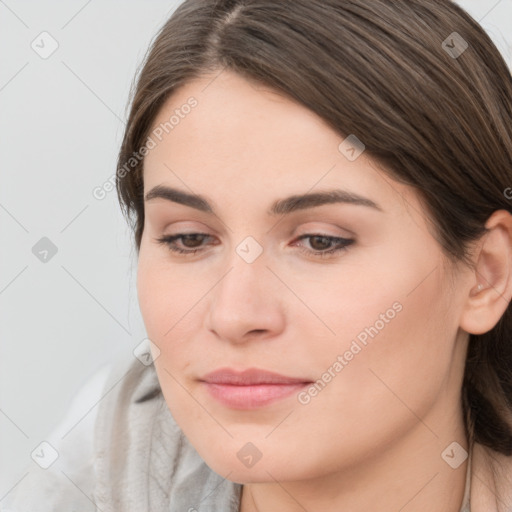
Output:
[159, 221, 354, 245]
[156, 230, 355, 260]
[291, 222, 355, 239]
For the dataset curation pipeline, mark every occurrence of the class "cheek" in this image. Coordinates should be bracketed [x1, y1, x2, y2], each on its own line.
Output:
[306, 256, 454, 428]
[137, 258, 167, 340]
[299, 244, 453, 400]
[136, 252, 215, 390]
[136, 250, 203, 340]
[136, 258, 199, 411]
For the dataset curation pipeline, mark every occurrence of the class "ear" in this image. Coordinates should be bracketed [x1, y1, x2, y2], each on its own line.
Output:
[459, 209, 512, 335]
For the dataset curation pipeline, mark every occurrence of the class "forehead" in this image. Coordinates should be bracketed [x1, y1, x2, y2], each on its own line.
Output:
[146, 70, 339, 161]
[142, 70, 414, 217]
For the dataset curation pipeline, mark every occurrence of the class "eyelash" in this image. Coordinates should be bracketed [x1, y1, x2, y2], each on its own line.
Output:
[155, 233, 355, 259]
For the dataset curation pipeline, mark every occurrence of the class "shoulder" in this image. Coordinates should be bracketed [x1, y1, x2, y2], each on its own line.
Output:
[1, 361, 113, 511]
[2, 348, 161, 512]
[2, 344, 241, 512]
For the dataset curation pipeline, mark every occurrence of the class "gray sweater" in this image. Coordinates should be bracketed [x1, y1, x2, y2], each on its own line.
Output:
[5, 343, 510, 512]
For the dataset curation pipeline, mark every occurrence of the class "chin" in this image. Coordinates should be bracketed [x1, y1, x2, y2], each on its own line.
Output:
[197, 441, 306, 483]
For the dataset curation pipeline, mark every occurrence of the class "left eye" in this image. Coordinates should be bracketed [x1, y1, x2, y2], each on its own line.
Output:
[293, 234, 354, 258]
[155, 233, 355, 258]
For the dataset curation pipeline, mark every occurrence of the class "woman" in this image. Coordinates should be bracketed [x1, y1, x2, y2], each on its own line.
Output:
[5, 0, 512, 511]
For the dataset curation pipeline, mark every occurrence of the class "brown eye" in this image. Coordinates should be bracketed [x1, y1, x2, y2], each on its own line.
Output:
[155, 233, 213, 254]
[308, 236, 334, 251]
[293, 234, 355, 259]
[179, 234, 208, 248]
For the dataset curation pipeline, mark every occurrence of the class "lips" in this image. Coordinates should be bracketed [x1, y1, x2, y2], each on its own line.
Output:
[200, 367, 312, 385]
[199, 368, 313, 409]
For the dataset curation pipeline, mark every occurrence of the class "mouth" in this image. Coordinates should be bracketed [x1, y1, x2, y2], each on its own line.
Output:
[198, 367, 313, 410]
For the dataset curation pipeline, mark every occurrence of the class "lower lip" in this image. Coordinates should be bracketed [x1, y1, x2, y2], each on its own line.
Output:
[201, 382, 310, 409]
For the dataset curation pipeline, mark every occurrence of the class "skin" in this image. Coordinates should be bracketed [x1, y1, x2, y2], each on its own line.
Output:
[137, 69, 512, 511]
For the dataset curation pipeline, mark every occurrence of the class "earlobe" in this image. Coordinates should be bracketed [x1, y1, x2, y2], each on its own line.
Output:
[459, 209, 512, 336]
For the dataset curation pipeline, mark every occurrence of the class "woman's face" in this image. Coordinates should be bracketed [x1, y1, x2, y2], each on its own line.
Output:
[137, 70, 471, 483]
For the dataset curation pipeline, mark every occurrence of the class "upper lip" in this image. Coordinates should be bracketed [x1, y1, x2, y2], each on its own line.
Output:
[200, 368, 312, 385]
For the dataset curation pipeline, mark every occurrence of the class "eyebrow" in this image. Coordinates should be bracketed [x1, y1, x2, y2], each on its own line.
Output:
[144, 185, 383, 215]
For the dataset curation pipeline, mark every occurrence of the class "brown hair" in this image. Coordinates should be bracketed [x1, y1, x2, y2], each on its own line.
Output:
[116, 0, 512, 455]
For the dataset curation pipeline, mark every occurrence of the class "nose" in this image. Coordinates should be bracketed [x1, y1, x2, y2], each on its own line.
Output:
[205, 250, 286, 345]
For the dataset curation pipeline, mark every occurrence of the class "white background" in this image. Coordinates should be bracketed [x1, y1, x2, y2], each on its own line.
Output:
[1, 0, 511, 501]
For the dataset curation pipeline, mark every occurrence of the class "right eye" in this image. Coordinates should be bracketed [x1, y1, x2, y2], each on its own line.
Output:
[155, 233, 214, 255]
